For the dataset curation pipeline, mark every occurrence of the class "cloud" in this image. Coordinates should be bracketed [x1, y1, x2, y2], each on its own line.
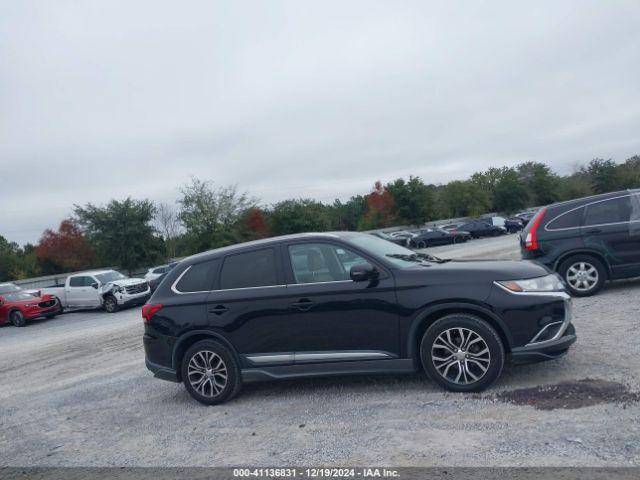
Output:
[1, 0, 640, 243]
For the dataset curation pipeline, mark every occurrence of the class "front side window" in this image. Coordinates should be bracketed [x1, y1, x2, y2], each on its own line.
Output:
[288, 243, 368, 284]
[585, 196, 631, 226]
[220, 249, 278, 290]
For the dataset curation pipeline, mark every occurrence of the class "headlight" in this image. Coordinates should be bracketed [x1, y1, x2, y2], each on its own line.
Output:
[498, 274, 564, 292]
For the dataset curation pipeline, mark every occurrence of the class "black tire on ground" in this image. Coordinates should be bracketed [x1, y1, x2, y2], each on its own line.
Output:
[420, 313, 505, 393]
[103, 295, 119, 313]
[10, 310, 26, 327]
[45, 314, 57, 319]
[558, 254, 607, 297]
[54, 297, 64, 314]
[181, 339, 242, 405]
[452, 236, 460, 244]
[417, 241, 426, 249]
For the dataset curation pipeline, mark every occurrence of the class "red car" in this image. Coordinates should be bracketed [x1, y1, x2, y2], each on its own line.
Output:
[0, 283, 61, 327]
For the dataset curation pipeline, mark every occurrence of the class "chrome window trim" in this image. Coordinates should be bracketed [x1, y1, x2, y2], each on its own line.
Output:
[545, 193, 638, 232]
[171, 265, 356, 295]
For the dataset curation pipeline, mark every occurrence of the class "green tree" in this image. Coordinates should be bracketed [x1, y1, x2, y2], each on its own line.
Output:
[328, 196, 366, 231]
[269, 199, 332, 235]
[178, 178, 255, 252]
[386, 176, 435, 225]
[438, 180, 492, 218]
[74, 198, 163, 273]
[517, 162, 560, 206]
[0, 236, 40, 281]
[493, 169, 529, 213]
[582, 158, 624, 194]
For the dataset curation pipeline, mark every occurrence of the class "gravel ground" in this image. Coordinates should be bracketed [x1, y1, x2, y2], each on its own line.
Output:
[0, 234, 639, 467]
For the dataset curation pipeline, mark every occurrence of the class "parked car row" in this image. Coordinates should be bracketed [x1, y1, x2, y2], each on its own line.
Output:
[373, 214, 532, 250]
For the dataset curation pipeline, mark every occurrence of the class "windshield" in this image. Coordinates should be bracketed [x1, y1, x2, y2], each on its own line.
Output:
[346, 235, 444, 268]
[95, 271, 128, 283]
[3, 292, 35, 302]
[0, 283, 21, 295]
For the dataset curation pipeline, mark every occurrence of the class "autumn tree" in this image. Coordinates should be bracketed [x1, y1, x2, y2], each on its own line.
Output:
[359, 181, 396, 229]
[35, 220, 95, 274]
[241, 207, 272, 239]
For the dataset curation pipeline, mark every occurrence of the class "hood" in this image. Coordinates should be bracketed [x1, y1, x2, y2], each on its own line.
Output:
[403, 259, 550, 282]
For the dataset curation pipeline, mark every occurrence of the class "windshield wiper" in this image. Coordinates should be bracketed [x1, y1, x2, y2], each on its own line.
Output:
[386, 253, 451, 264]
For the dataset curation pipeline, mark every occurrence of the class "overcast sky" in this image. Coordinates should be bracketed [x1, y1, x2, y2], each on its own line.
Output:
[2, 1, 640, 245]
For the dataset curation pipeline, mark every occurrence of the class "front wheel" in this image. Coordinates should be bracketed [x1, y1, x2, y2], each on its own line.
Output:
[103, 295, 119, 313]
[10, 311, 26, 327]
[420, 314, 504, 392]
[181, 340, 242, 405]
[559, 255, 606, 297]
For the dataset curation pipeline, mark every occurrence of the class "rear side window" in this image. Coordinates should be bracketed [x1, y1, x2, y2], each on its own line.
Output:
[585, 196, 631, 226]
[546, 207, 584, 230]
[175, 260, 218, 293]
[69, 276, 91, 287]
[220, 248, 278, 290]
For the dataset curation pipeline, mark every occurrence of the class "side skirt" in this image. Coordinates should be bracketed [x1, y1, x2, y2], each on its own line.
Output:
[241, 358, 416, 383]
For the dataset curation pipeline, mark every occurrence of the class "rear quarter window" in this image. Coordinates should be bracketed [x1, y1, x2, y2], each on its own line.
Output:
[175, 260, 219, 293]
[546, 207, 584, 230]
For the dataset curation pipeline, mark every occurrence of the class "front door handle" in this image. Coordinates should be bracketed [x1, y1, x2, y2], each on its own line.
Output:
[209, 304, 229, 315]
[289, 299, 317, 312]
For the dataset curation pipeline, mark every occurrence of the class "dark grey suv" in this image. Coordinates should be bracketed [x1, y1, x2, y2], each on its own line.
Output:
[521, 189, 640, 296]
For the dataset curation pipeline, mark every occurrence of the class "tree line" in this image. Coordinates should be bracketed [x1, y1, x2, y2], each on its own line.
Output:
[1, 155, 639, 281]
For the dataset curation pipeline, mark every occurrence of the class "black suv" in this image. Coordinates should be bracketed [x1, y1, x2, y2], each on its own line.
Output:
[521, 189, 640, 296]
[143, 232, 575, 405]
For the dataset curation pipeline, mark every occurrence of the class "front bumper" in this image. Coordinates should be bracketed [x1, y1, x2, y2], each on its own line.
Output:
[509, 323, 576, 364]
[118, 292, 151, 307]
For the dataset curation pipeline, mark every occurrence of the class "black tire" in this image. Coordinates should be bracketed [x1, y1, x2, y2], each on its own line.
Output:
[417, 240, 426, 249]
[54, 297, 64, 314]
[103, 295, 119, 313]
[420, 314, 504, 392]
[181, 340, 242, 405]
[10, 311, 26, 327]
[45, 314, 56, 319]
[558, 254, 606, 297]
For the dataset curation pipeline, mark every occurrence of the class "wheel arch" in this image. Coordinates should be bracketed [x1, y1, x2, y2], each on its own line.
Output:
[172, 330, 240, 381]
[406, 302, 513, 368]
[553, 250, 611, 277]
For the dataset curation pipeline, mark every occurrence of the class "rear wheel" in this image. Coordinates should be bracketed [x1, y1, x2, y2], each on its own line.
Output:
[420, 314, 504, 392]
[417, 240, 426, 249]
[10, 311, 26, 327]
[181, 340, 242, 405]
[559, 255, 606, 297]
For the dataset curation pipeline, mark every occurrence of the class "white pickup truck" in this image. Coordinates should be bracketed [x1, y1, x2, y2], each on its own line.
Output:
[40, 270, 151, 313]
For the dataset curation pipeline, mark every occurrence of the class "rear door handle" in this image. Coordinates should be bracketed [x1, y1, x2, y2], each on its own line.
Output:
[289, 299, 317, 312]
[208, 304, 229, 315]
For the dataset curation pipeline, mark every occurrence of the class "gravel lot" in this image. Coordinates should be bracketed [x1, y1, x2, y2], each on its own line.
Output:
[1, 233, 639, 467]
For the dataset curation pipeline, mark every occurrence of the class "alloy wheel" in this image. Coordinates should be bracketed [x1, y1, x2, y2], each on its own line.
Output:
[187, 350, 228, 398]
[431, 328, 491, 385]
[566, 261, 598, 292]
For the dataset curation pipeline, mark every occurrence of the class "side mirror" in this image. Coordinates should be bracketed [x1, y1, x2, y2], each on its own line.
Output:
[91, 282, 99, 289]
[350, 263, 379, 282]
